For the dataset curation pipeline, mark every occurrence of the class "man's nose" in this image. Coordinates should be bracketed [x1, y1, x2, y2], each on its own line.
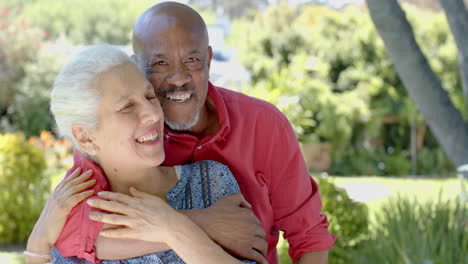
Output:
[167, 67, 191, 87]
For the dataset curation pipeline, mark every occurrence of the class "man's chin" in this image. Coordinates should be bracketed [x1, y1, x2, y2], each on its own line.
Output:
[165, 117, 199, 131]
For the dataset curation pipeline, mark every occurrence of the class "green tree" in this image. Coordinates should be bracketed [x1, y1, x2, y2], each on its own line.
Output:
[366, 0, 468, 168]
[231, 4, 456, 175]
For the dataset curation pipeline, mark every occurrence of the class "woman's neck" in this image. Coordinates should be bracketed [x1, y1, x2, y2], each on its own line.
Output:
[101, 164, 176, 198]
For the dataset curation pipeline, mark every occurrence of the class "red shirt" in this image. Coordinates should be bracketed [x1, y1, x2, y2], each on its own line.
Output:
[55, 151, 109, 263]
[162, 83, 336, 263]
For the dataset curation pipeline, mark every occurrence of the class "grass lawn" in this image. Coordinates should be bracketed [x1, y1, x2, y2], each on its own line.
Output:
[278, 176, 462, 263]
[0, 252, 24, 264]
[331, 176, 461, 224]
[1, 176, 463, 264]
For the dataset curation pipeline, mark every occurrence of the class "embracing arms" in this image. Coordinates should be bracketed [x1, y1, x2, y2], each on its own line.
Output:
[87, 188, 250, 264]
[93, 192, 267, 263]
[26, 168, 95, 264]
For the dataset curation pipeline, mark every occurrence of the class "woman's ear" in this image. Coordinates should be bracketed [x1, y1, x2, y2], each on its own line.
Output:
[71, 124, 99, 156]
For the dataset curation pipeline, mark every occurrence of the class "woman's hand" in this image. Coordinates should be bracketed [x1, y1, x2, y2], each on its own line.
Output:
[87, 187, 181, 243]
[88, 188, 246, 264]
[27, 167, 95, 262]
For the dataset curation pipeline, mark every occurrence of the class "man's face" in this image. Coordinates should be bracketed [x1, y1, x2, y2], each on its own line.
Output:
[137, 24, 212, 131]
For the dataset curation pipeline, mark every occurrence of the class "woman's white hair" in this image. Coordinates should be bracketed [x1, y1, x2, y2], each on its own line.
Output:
[50, 43, 137, 153]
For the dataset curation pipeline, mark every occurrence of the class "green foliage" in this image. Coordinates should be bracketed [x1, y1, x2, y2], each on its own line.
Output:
[231, 4, 457, 175]
[17, 0, 151, 45]
[354, 195, 467, 264]
[316, 177, 369, 264]
[9, 46, 65, 137]
[277, 177, 369, 264]
[3, 0, 216, 45]
[0, 7, 43, 112]
[0, 133, 49, 244]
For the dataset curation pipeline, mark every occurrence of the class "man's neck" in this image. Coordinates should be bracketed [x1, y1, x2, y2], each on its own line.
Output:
[183, 97, 219, 138]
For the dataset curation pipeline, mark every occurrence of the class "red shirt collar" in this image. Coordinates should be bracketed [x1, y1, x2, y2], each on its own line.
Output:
[207, 81, 230, 140]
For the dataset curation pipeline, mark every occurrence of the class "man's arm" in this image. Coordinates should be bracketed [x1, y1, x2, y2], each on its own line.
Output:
[258, 110, 336, 262]
[296, 251, 328, 264]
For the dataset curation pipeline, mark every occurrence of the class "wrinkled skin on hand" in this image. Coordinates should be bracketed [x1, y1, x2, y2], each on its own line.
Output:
[195, 193, 268, 264]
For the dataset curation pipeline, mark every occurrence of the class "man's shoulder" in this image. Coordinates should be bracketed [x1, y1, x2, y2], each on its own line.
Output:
[216, 86, 287, 122]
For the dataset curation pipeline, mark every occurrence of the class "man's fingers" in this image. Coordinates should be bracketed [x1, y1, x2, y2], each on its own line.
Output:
[247, 248, 268, 264]
[254, 224, 267, 239]
[87, 199, 134, 215]
[89, 211, 134, 227]
[252, 237, 268, 257]
[239, 199, 252, 209]
[226, 193, 250, 208]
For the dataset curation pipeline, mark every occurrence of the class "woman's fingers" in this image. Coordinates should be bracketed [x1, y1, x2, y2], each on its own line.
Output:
[89, 211, 134, 227]
[99, 227, 135, 239]
[97, 191, 136, 205]
[64, 189, 95, 210]
[87, 199, 134, 215]
[63, 179, 96, 197]
[63, 170, 93, 191]
[129, 187, 154, 199]
[55, 167, 82, 192]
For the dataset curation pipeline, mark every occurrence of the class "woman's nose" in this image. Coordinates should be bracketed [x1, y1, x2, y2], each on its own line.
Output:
[140, 101, 162, 125]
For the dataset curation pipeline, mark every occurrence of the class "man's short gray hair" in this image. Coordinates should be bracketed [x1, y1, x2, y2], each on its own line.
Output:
[50, 43, 136, 152]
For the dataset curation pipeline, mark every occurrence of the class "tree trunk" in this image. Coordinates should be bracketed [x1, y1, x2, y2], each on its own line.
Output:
[440, 0, 468, 111]
[366, 0, 468, 167]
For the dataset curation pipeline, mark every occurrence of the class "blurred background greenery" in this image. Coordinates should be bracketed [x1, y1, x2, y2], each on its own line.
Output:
[0, 0, 467, 263]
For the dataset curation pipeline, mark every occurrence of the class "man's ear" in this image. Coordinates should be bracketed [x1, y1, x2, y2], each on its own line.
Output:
[207, 46, 213, 69]
[71, 124, 99, 156]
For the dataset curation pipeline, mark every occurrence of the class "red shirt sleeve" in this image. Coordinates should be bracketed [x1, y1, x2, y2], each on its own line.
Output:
[54, 151, 109, 263]
[267, 113, 336, 262]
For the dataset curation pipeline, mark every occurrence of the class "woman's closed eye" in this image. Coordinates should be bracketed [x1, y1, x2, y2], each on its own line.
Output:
[119, 103, 134, 112]
[147, 96, 158, 103]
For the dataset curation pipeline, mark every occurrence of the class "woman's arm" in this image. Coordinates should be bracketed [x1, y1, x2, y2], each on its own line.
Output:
[87, 188, 257, 264]
[26, 168, 95, 264]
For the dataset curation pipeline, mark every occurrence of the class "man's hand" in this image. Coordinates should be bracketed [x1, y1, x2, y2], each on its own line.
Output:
[185, 193, 268, 264]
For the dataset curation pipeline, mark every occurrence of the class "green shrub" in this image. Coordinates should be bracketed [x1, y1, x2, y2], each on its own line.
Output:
[277, 177, 369, 264]
[0, 133, 49, 244]
[354, 196, 467, 264]
[317, 177, 369, 264]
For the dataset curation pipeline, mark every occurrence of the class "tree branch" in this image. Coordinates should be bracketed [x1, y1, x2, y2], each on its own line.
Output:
[440, 0, 468, 112]
[366, 0, 468, 166]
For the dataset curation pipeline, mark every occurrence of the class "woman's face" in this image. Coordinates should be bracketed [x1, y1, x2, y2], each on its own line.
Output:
[92, 62, 165, 169]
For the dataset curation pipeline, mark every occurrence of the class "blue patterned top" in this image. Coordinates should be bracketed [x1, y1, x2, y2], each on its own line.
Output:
[51, 160, 256, 264]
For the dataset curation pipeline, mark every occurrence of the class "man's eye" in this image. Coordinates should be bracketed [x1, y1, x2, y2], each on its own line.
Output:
[154, 61, 168, 66]
[185, 57, 200, 63]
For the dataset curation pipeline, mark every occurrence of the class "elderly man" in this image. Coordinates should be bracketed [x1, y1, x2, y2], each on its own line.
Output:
[125, 2, 336, 264]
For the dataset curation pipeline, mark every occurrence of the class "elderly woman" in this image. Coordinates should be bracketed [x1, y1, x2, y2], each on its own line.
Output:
[25, 44, 258, 264]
